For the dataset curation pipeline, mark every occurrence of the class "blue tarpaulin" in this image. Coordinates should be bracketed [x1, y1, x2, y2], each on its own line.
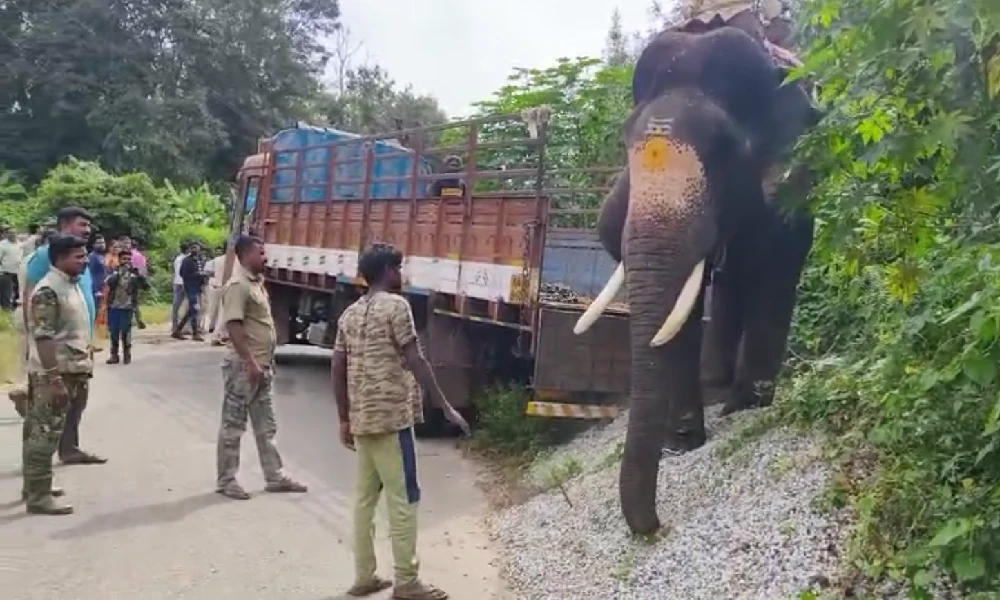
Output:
[269, 124, 433, 203]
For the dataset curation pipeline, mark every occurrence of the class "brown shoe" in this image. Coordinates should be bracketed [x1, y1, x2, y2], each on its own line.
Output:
[215, 482, 251, 500]
[60, 450, 108, 465]
[347, 576, 392, 597]
[392, 581, 449, 600]
[264, 477, 307, 493]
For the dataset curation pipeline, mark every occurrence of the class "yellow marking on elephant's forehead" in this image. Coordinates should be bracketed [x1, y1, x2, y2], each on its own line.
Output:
[627, 136, 706, 222]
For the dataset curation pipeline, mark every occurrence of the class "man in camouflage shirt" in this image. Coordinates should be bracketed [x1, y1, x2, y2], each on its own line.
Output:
[215, 235, 306, 500]
[22, 234, 92, 515]
[332, 243, 469, 600]
[105, 249, 148, 365]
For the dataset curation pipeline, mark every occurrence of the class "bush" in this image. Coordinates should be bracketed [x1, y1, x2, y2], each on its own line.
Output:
[471, 384, 554, 458]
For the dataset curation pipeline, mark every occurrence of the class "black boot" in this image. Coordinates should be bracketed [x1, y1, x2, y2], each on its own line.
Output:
[106, 353, 119, 364]
[123, 345, 132, 365]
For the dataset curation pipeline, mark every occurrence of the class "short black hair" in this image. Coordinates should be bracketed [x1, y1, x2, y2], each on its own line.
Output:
[55, 206, 92, 228]
[48, 234, 88, 266]
[234, 235, 263, 259]
[118, 248, 132, 258]
[358, 243, 403, 285]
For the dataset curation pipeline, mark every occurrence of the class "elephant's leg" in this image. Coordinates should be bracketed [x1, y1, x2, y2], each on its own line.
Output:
[723, 218, 812, 415]
[699, 268, 744, 407]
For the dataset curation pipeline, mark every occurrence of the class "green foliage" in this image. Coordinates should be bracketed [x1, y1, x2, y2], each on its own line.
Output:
[33, 158, 165, 243]
[457, 57, 633, 227]
[0, 159, 227, 296]
[783, 0, 1000, 593]
[0, 0, 341, 184]
[471, 384, 553, 458]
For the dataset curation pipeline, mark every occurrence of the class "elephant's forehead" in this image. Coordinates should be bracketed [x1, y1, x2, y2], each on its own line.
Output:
[627, 135, 707, 222]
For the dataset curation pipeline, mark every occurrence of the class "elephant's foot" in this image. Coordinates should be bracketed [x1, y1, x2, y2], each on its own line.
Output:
[720, 380, 775, 416]
[662, 426, 707, 457]
[701, 383, 733, 407]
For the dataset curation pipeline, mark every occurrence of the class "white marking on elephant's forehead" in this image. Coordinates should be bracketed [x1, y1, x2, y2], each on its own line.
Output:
[644, 117, 674, 136]
[626, 136, 706, 224]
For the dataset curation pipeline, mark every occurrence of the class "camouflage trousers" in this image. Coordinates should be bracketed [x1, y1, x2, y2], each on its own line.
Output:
[216, 355, 285, 488]
[23, 373, 89, 506]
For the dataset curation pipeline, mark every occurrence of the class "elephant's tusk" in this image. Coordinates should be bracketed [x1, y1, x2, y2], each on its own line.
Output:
[573, 263, 625, 335]
[650, 259, 705, 347]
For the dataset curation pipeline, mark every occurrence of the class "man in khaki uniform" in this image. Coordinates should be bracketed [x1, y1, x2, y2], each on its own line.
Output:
[215, 235, 306, 500]
[22, 234, 92, 515]
[332, 243, 469, 600]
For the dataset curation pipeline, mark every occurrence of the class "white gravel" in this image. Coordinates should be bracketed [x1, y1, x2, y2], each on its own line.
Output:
[489, 407, 851, 600]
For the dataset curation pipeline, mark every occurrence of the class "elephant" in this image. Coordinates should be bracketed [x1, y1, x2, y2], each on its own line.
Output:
[572, 10, 820, 535]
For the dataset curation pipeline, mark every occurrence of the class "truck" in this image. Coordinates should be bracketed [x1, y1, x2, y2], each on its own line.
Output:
[227, 112, 631, 431]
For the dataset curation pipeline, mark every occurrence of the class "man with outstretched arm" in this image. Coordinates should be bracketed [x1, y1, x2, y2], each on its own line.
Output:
[215, 234, 307, 500]
[22, 234, 93, 515]
[332, 242, 470, 600]
[22, 206, 105, 465]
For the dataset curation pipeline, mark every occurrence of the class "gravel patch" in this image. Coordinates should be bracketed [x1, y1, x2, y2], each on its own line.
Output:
[490, 408, 851, 600]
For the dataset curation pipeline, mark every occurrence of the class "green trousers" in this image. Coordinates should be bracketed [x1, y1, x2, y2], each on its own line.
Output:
[353, 427, 421, 586]
[23, 373, 88, 507]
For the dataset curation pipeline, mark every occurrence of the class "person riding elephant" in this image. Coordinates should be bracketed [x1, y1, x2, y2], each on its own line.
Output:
[572, 5, 820, 535]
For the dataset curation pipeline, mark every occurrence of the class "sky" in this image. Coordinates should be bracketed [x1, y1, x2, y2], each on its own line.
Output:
[337, 0, 659, 118]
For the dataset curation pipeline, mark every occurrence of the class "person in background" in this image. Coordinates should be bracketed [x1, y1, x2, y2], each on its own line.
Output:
[22, 234, 92, 515]
[202, 241, 230, 344]
[129, 239, 148, 329]
[429, 155, 466, 198]
[196, 245, 210, 332]
[173, 242, 205, 341]
[8, 226, 53, 417]
[95, 237, 121, 347]
[215, 234, 306, 500]
[0, 227, 22, 309]
[88, 235, 107, 327]
[105, 249, 147, 365]
[333, 243, 469, 600]
[23, 207, 104, 466]
[171, 242, 188, 333]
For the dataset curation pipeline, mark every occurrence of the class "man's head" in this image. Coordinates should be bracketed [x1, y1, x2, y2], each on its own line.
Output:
[118, 249, 132, 269]
[179, 242, 189, 255]
[234, 235, 266, 275]
[443, 155, 464, 173]
[55, 206, 93, 239]
[358, 243, 403, 290]
[188, 242, 202, 256]
[93, 234, 106, 253]
[119, 235, 132, 251]
[48, 234, 89, 277]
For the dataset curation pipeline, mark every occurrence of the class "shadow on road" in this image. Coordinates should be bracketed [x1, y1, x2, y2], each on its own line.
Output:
[48, 492, 226, 540]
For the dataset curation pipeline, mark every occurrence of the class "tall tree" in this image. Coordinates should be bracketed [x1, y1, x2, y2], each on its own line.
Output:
[0, 0, 341, 185]
[603, 8, 631, 66]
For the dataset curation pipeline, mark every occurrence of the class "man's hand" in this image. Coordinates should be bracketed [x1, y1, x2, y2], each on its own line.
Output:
[339, 422, 355, 450]
[443, 404, 471, 437]
[245, 359, 264, 386]
[50, 378, 69, 409]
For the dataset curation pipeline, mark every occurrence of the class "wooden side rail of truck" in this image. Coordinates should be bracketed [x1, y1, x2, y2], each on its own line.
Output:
[228, 112, 631, 427]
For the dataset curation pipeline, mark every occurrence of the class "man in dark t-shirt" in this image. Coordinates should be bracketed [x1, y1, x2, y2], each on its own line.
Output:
[429, 155, 466, 198]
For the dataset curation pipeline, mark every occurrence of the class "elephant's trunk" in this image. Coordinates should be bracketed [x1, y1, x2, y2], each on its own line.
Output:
[618, 125, 716, 535]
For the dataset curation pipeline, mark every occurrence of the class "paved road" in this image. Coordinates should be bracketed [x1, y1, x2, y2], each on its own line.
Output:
[0, 340, 507, 600]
